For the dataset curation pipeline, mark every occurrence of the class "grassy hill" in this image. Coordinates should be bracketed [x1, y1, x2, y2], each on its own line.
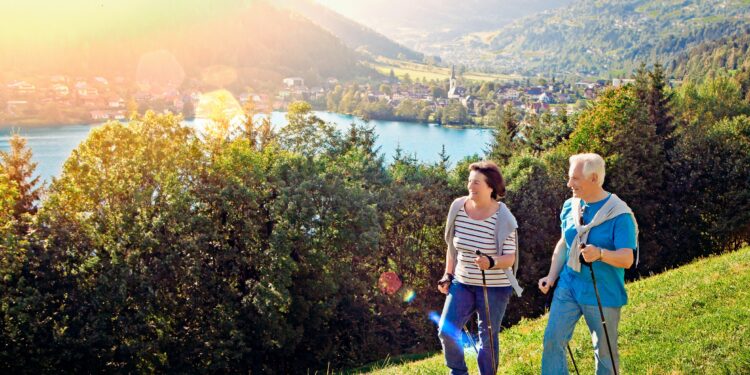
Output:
[369, 57, 522, 83]
[357, 246, 750, 374]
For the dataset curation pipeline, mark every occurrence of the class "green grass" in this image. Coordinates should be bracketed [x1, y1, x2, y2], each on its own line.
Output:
[369, 57, 521, 83]
[360, 246, 750, 374]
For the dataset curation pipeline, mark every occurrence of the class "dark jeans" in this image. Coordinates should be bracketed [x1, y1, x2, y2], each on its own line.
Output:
[438, 280, 512, 375]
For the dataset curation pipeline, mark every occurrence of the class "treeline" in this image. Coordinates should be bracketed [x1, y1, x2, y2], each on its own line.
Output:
[668, 28, 750, 82]
[321, 78, 581, 126]
[487, 0, 750, 76]
[1, 65, 749, 373]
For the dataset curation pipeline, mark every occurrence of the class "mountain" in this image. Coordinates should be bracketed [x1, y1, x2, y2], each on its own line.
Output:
[667, 26, 750, 81]
[448, 0, 750, 77]
[0, 1, 373, 89]
[315, 0, 575, 56]
[279, 0, 423, 61]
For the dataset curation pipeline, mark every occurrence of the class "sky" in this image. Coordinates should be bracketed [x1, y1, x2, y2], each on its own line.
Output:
[0, 0, 245, 48]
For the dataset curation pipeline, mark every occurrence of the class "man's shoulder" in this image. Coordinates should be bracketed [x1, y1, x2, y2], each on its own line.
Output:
[560, 197, 575, 213]
[559, 197, 576, 222]
[612, 211, 637, 227]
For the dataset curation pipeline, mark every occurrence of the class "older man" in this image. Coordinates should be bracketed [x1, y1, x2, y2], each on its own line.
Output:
[538, 153, 638, 375]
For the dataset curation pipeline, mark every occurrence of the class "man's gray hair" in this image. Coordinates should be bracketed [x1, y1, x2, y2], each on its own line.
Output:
[570, 153, 606, 187]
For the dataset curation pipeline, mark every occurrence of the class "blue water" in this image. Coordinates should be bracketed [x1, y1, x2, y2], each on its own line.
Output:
[0, 112, 492, 181]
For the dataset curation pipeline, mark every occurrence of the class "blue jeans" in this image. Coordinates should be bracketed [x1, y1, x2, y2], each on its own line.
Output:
[542, 285, 621, 375]
[438, 280, 511, 375]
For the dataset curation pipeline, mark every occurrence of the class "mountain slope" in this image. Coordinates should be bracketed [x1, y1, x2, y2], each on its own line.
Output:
[361, 246, 750, 374]
[280, 0, 423, 61]
[0, 1, 372, 88]
[316, 0, 575, 56]
[668, 27, 750, 80]
[452, 0, 750, 77]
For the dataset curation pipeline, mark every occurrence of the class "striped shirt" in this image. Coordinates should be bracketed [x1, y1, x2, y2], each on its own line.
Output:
[453, 206, 517, 287]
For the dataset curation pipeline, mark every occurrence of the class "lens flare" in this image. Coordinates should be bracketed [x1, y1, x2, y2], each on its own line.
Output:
[429, 311, 476, 350]
[402, 289, 416, 303]
[428, 311, 441, 326]
[378, 271, 402, 295]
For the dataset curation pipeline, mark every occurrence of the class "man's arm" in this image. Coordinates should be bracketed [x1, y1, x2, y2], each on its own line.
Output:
[581, 245, 633, 268]
[581, 213, 636, 268]
[538, 237, 567, 294]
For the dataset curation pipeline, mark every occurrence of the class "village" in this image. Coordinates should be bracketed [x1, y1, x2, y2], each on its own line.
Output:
[0, 66, 625, 126]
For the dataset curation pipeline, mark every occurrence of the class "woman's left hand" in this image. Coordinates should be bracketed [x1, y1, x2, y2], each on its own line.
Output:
[474, 255, 490, 270]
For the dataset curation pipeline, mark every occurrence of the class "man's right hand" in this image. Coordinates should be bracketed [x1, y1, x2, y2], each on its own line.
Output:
[538, 276, 555, 294]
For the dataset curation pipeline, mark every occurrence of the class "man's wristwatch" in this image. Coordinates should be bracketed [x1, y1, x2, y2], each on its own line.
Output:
[438, 273, 454, 286]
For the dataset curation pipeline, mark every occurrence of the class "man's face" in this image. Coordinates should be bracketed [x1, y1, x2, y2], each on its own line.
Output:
[567, 162, 597, 199]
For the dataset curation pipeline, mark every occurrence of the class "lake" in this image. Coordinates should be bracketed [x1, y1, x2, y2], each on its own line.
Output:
[0, 112, 493, 181]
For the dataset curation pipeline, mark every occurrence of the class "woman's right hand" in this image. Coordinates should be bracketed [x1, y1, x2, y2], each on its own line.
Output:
[438, 282, 450, 295]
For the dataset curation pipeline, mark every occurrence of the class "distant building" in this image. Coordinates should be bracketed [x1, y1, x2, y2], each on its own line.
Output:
[6, 100, 29, 115]
[538, 92, 553, 104]
[108, 97, 125, 108]
[7, 81, 35, 94]
[52, 84, 70, 97]
[283, 77, 305, 88]
[612, 78, 635, 88]
[525, 87, 543, 96]
[448, 65, 462, 99]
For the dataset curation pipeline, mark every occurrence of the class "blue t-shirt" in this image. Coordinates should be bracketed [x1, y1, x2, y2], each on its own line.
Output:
[557, 194, 637, 307]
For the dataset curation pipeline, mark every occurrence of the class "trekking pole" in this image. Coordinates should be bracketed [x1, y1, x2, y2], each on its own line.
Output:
[542, 281, 580, 375]
[462, 324, 479, 355]
[475, 250, 497, 374]
[579, 246, 618, 375]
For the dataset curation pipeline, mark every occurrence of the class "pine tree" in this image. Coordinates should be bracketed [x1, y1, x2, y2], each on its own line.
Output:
[648, 64, 675, 143]
[437, 144, 450, 172]
[1, 134, 43, 220]
[241, 100, 259, 148]
[486, 103, 518, 166]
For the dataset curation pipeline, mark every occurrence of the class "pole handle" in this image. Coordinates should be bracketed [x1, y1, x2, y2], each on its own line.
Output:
[579, 243, 592, 266]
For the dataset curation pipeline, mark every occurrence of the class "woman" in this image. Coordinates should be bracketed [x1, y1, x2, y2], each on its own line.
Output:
[437, 161, 522, 375]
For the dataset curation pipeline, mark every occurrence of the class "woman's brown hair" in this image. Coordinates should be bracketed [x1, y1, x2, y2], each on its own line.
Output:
[469, 161, 505, 200]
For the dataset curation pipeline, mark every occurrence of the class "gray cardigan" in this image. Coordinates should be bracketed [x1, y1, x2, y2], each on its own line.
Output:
[444, 196, 523, 296]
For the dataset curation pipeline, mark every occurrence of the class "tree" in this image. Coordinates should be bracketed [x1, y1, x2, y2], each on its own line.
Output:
[181, 97, 195, 120]
[437, 144, 450, 172]
[430, 85, 446, 99]
[634, 63, 675, 150]
[127, 97, 139, 119]
[280, 101, 336, 156]
[567, 86, 665, 273]
[485, 103, 519, 166]
[0, 169, 18, 241]
[394, 99, 419, 120]
[0, 133, 43, 230]
[441, 100, 468, 125]
[379, 84, 392, 98]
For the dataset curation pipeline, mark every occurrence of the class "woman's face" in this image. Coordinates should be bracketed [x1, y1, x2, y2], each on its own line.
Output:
[467, 170, 493, 200]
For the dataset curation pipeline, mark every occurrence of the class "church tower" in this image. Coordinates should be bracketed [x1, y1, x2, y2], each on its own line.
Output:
[448, 64, 458, 99]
